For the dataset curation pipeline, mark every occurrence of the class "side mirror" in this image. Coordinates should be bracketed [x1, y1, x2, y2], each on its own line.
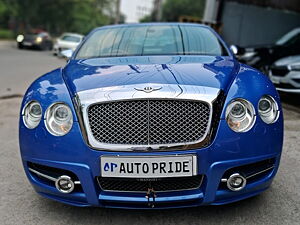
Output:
[230, 45, 239, 55]
[60, 49, 73, 60]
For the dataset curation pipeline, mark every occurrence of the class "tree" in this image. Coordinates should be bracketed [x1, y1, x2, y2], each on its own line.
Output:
[161, 0, 205, 22]
[0, 0, 115, 35]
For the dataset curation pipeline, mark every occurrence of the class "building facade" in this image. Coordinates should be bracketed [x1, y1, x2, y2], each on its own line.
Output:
[120, 0, 155, 23]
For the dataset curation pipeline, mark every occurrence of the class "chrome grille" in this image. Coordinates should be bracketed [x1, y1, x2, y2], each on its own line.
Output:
[88, 99, 210, 146]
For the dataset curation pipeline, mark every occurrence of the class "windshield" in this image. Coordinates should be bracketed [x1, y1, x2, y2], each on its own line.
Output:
[61, 35, 81, 43]
[75, 25, 228, 59]
[276, 28, 300, 45]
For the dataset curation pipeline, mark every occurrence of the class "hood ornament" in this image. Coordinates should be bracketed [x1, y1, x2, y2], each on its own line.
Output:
[135, 86, 162, 93]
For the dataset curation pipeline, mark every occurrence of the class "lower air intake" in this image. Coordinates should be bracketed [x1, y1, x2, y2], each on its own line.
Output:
[97, 176, 203, 192]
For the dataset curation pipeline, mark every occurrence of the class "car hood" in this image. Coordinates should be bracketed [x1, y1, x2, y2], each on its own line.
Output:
[62, 55, 238, 96]
[274, 55, 300, 67]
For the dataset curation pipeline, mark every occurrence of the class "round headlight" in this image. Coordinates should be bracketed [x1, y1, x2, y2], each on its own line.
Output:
[226, 99, 255, 132]
[22, 101, 42, 129]
[45, 103, 73, 136]
[258, 95, 279, 124]
[16, 34, 24, 42]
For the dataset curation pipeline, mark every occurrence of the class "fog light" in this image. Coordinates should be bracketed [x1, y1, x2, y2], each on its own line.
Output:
[55, 175, 74, 194]
[227, 173, 246, 191]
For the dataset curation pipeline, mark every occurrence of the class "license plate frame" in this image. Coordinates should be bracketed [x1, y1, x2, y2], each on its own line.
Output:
[100, 155, 197, 178]
[23, 42, 32, 46]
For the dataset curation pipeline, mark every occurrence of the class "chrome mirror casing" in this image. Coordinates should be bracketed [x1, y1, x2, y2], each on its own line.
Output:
[230, 45, 239, 55]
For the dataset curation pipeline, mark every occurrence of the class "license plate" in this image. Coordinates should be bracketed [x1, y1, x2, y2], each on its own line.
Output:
[23, 42, 32, 46]
[100, 155, 197, 178]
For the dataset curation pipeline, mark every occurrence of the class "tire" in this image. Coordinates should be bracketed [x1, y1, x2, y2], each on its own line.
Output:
[18, 43, 24, 49]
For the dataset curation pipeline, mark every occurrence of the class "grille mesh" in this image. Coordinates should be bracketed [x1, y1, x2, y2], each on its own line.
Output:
[88, 99, 210, 145]
[97, 176, 203, 192]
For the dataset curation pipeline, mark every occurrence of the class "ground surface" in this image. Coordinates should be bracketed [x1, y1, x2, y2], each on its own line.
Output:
[0, 41, 299, 225]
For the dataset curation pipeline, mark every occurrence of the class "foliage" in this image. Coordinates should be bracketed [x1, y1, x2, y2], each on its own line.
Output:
[139, 0, 205, 23]
[0, 0, 115, 35]
[0, 28, 14, 39]
[161, 0, 205, 22]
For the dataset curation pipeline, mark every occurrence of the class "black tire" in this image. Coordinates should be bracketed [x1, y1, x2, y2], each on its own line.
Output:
[18, 43, 24, 49]
[40, 43, 50, 51]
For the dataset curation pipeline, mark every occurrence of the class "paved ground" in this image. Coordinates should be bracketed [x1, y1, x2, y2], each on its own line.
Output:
[0, 41, 299, 225]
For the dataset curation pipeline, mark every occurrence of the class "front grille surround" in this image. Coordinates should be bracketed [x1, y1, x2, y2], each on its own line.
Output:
[87, 98, 212, 148]
[76, 83, 221, 151]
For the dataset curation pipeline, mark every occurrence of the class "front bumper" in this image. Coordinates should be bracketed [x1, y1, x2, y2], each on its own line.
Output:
[270, 70, 300, 93]
[19, 116, 283, 208]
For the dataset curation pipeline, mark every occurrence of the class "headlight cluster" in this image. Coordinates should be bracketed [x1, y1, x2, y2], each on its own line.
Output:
[289, 63, 300, 71]
[23, 101, 42, 129]
[226, 95, 279, 132]
[258, 96, 279, 124]
[16, 34, 24, 43]
[22, 101, 73, 136]
[226, 99, 255, 132]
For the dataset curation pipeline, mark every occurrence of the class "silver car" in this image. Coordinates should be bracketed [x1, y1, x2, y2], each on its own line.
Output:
[53, 33, 84, 56]
[269, 55, 300, 93]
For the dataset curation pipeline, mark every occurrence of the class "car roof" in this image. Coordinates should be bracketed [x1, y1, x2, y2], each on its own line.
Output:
[94, 22, 211, 31]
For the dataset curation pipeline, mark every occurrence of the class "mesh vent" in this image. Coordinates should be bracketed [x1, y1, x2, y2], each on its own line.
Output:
[97, 176, 203, 192]
[88, 99, 210, 145]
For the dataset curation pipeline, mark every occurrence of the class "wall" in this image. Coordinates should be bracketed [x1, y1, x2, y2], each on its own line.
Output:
[220, 1, 300, 47]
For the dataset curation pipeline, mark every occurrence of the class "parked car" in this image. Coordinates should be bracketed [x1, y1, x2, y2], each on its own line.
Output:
[235, 27, 300, 73]
[53, 33, 84, 56]
[16, 29, 53, 50]
[19, 23, 283, 209]
[269, 55, 300, 93]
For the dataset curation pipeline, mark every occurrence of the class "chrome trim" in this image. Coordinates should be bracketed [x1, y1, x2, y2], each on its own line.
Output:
[44, 102, 74, 136]
[225, 98, 256, 133]
[22, 100, 42, 129]
[55, 175, 75, 194]
[226, 173, 247, 191]
[220, 165, 275, 183]
[245, 165, 275, 179]
[258, 95, 280, 124]
[29, 168, 57, 182]
[76, 83, 220, 151]
[28, 167, 81, 184]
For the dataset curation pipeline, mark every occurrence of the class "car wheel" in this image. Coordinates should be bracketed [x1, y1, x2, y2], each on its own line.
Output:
[41, 42, 52, 51]
[18, 43, 24, 49]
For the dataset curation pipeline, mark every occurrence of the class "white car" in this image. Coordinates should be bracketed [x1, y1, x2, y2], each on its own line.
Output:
[269, 55, 300, 93]
[53, 33, 84, 56]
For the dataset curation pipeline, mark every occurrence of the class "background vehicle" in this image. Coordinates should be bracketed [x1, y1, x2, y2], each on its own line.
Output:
[53, 33, 84, 56]
[16, 29, 53, 50]
[236, 28, 300, 73]
[269, 55, 300, 93]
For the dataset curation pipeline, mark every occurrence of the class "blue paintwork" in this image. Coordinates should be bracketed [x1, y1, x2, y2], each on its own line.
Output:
[63, 55, 238, 96]
[19, 23, 283, 208]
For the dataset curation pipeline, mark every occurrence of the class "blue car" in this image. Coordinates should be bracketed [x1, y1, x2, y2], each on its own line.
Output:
[19, 23, 283, 208]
